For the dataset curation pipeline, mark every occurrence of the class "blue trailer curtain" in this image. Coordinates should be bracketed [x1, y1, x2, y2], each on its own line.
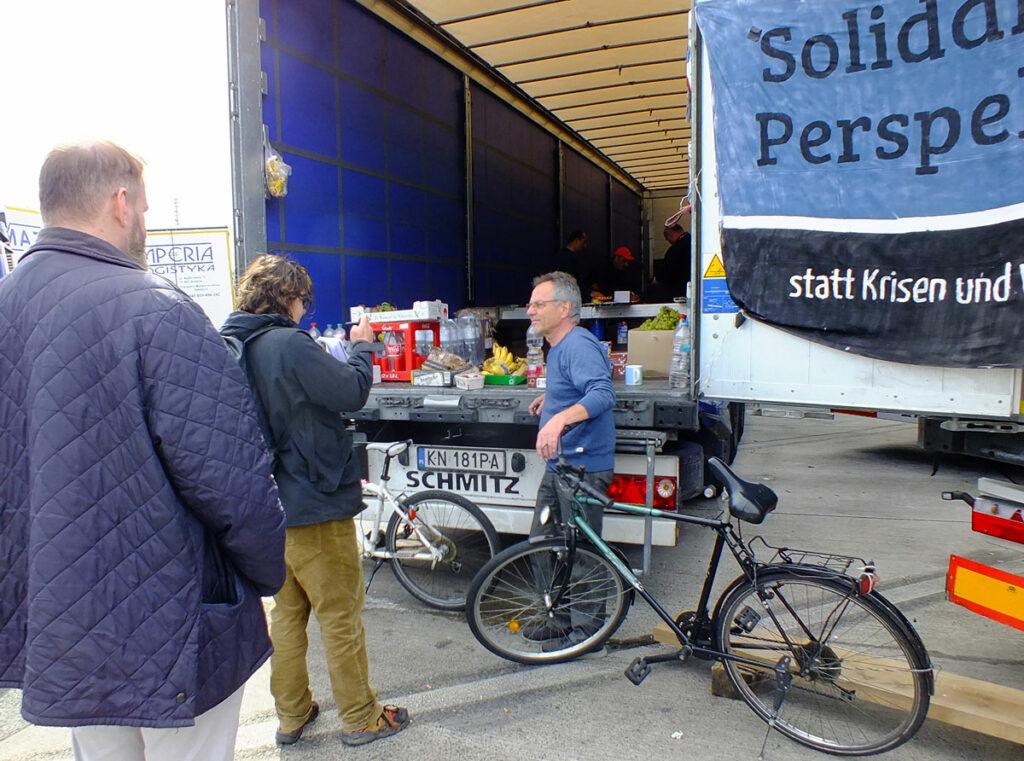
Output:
[562, 147, 611, 293]
[262, 0, 465, 327]
[610, 178, 643, 273]
[470, 84, 559, 307]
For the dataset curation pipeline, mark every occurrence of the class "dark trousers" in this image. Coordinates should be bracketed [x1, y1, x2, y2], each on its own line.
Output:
[530, 469, 614, 637]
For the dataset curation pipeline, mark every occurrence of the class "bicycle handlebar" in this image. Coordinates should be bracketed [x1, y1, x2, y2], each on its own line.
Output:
[554, 462, 614, 508]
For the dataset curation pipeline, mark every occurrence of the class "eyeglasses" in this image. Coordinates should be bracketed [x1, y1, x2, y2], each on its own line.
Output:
[300, 294, 313, 309]
[526, 299, 565, 310]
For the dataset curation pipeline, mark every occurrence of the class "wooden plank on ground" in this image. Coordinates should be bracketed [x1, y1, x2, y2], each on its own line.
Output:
[653, 622, 1024, 745]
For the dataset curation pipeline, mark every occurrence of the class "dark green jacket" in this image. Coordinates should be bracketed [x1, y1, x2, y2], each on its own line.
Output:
[221, 312, 374, 527]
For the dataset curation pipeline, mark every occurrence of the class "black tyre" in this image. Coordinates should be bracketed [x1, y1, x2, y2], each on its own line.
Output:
[385, 490, 498, 611]
[466, 538, 629, 665]
[714, 568, 930, 756]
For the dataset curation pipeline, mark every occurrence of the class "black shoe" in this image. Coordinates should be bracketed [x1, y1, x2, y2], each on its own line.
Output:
[541, 627, 600, 653]
[520, 619, 571, 642]
[276, 701, 320, 746]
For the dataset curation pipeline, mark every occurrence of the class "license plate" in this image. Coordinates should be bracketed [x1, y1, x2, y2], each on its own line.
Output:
[417, 446, 507, 475]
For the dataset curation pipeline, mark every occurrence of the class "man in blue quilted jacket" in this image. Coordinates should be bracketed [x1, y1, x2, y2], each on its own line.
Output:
[0, 142, 287, 760]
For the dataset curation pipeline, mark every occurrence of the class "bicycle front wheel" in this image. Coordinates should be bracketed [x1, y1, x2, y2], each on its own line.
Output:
[385, 490, 498, 611]
[466, 538, 629, 665]
[714, 568, 930, 756]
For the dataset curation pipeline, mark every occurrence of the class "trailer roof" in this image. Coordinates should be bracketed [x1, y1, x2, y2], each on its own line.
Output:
[358, 0, 690, 193]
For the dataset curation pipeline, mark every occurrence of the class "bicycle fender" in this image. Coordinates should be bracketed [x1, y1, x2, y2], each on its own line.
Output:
[864, 589, 935, 694]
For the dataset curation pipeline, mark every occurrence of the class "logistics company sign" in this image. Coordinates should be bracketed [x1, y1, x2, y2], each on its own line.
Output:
[695, 0, 1024, 366]
[0, 207, 43, 278]
[145, 228, 234, 329]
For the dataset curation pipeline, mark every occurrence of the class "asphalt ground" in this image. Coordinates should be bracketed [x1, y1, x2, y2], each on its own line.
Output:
[2, 413, 1023, 760]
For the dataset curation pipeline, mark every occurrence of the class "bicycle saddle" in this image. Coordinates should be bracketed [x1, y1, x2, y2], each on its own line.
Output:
[707, 457, 777, 524]
[365, 440, 412, 458]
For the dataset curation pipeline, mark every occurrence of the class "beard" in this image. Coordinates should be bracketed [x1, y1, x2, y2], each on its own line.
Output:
[126, 212, 148, 269]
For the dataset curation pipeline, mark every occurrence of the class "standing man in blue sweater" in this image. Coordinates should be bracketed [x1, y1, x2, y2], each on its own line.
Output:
[525, 271, 616, 648]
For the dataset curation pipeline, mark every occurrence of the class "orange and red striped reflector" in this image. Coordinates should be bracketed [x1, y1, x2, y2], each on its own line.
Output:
[947, 555, 1024, 632]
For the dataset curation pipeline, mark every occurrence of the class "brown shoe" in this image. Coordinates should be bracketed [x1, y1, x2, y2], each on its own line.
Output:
[341, 705, 410, 746]
[275, 701, 320, 746]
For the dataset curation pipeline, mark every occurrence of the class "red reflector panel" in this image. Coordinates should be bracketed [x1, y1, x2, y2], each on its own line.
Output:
[607, 474, 677, 510]
[972, 506, 1024, 545]
[830, 408, 878, 418]
[947, 554, 1024, 632]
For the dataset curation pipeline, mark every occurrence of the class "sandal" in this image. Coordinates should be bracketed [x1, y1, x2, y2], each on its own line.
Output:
[341, 705, 410, 746]
[275, 701, 320, 746]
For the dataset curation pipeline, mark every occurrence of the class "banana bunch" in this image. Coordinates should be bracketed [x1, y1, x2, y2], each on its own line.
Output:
[482, 342, 526, 376]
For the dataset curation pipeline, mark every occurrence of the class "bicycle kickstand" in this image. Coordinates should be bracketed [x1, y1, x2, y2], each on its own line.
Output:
[757, 655, 793, 761]
[364, 558, 386, 594]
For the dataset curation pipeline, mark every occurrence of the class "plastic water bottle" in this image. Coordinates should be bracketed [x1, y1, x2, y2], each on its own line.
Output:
[414, 329, 434, 357]
[440, 318, 456, 353]
[526, 324, 545, 389]
[668, 315, 691, 390]
[458, 314, 484, 365]
[308, 322, 321, 340]
[322, 324, 336, 338]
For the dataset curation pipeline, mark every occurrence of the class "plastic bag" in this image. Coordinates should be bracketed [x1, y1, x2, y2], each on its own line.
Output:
[264, 139, 291, 198]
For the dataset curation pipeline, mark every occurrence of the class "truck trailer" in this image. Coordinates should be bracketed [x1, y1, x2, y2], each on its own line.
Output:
[225, 0, 1023, 568]
[225, 0, 744, 567]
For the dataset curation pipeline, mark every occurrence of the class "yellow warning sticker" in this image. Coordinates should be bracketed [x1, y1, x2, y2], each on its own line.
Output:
[703, 254, 726, 279]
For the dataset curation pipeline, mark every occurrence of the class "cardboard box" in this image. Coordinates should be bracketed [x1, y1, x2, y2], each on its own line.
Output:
[351, 300, 448, 324]
[454, 371, 485, 390]
[626, 329, 674, 378]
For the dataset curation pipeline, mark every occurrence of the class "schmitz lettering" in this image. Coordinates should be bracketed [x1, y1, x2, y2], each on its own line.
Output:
[406, 470, 521, 495]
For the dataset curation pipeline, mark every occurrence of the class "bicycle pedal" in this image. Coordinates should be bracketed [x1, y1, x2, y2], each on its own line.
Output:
[624, 657, 651, 686]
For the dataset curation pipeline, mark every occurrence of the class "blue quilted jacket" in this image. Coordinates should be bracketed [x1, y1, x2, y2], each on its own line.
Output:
[0, 228, 287, 727]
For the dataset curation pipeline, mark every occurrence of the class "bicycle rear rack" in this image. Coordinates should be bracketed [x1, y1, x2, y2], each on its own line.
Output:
[749, 537, 867, 575]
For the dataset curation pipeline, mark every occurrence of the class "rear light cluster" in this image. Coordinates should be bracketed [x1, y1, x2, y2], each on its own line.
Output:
[607, 474, 678, 510]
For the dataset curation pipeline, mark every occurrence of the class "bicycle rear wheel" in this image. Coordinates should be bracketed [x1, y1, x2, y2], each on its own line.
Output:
[385, 490, 498, 611]
[714, 568, 930, 756]
[466, 538, 629, 665]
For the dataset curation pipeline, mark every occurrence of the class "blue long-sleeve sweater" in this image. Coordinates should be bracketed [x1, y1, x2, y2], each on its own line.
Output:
[540, 326, 616, 471]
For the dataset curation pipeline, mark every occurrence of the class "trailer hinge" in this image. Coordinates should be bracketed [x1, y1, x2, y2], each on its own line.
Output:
[228, 83, 239, 118]
[464, 397, 517, 410]
[615, 400, 650, 413]
[377, 396, 413, 408]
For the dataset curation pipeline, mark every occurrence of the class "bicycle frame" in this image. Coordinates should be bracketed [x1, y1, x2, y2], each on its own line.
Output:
[554, 492, 799, 675]
[359, 481, 446, 565]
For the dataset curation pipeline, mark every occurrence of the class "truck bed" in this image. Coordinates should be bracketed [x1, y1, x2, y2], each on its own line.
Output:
[347, 379, 698, 430]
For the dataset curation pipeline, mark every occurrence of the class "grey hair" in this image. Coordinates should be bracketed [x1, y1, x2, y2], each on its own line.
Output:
[532, 271, 581, 323]
[39, 142, 145, 226]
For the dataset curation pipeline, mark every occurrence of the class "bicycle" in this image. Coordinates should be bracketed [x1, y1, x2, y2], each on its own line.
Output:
[466, 454, 933, 756]
[360, 440, 499, 611]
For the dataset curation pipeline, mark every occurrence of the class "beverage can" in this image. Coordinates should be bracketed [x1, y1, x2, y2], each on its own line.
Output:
[624, 364, 643, 386]
[616, 321, 628, 346]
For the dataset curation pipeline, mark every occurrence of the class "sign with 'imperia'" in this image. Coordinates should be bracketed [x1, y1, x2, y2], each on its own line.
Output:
[694, 0, 1024, 367]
